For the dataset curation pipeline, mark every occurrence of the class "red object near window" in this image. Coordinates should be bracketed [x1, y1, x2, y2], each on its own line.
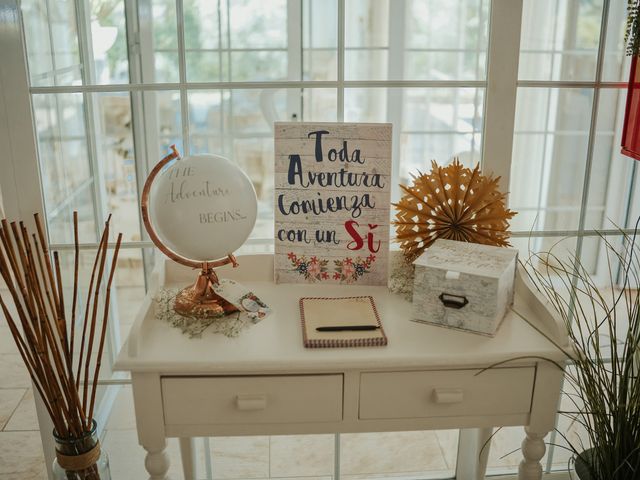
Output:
[622, 55, 640, 161]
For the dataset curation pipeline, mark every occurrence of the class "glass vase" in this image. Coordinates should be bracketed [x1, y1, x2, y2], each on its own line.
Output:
[52, 421, 111, 480]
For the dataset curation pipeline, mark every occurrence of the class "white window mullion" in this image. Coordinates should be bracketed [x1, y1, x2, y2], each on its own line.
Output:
[29, 79, 491, 94]
[125, 0, 160, 285]
[573, 0, 610, 255]
[471, 0, 487, 165]
[75, 0, 108, 238]
[337, 0, 345, 121]
[128, 0, 161, 172]
[387, 0, 406, 202]
[0, 3, 57, 478]
[286, 0, 302, 120]
[481, 0, 523, 198]
[176, 0, 191, 155]
[225, 0, 233, 158]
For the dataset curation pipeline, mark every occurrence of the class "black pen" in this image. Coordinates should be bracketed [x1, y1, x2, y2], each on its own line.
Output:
[316, 325, 380, 332]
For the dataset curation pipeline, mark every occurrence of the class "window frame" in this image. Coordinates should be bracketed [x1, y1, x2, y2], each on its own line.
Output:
[1, 0, 638, 479]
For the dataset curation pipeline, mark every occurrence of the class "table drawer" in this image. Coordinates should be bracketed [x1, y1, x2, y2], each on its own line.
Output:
[162, 374, 343, 425]
[359, 367, 534, 420]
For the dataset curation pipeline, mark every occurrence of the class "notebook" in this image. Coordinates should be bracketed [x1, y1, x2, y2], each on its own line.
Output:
[299, 296, 387, 348]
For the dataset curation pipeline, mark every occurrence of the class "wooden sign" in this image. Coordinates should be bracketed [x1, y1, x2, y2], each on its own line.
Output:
[274, 122, 392, 285]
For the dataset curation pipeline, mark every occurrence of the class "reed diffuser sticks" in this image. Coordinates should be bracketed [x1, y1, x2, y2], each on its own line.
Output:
[0, 211, 122, 445]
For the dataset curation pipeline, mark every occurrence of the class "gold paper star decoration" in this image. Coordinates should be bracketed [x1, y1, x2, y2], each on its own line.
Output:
[393, 159, 516, 262]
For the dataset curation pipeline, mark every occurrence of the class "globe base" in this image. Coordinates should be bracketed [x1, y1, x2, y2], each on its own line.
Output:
[173, 270, 239, 319]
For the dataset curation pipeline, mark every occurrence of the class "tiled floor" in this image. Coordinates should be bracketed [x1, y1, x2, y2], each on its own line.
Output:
[0, 282, 582, 480]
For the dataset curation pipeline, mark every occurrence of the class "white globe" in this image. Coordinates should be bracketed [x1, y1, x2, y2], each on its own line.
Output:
[148, 154, 257, 262]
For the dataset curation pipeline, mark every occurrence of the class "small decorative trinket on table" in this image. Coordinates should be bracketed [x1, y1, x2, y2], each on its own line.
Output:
[155, 279, 272, 338]
[393, 158, 516, 262]
[391, 158, 518, 311]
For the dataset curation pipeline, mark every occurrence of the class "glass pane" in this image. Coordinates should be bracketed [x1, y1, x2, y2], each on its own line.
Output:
[341, 431, 457, 477]
[303, 49, 338, 81]
[154, 91, 184, 150]
[269, 434, 334, 477]
[90, 0, 130, 84]
[228, 0, 287, 49]
[32, 93, 98, 243]
[114, 248, 147, 330]
[303, 0, 338, 81]
[188, 89, 295, 240]
[344, 88, 388, 123]
[345, 49, 389, 81]
[510, 88, 594, 232]
[21, 0, 131, 86]
[185, 51, 222, 82]
[485, 423, 580, 475]
[344, 0, 389, 80]
[101, 429, 190, 478]
[406, 0, 490, 80]
[403, 88, 483, 132]
[519, 0, 604, 81]
[345, 87, 484, 200]
[511, 235, 579, 272]
[21, 0, 82, 87]
[303, 89, 338, 121]
[628, 165, 640, 230]
[550, 374, 588, 471]
[151, 0, 180, 83]
[230, 51, 288, 82]
[155, 51, 181, 83]
[56, 246, 140, 350]
[93, 92, 141, 242]
[344, 0, 489, 81]
[400, 133, 482, 185]
[48, 183, 98, 245]
[601, 0, 631, 82]
[184, 0, 289, 82]
[585, 88, 633, 231]
[183, 0, 219, 50]
[345, 88, 483, 130]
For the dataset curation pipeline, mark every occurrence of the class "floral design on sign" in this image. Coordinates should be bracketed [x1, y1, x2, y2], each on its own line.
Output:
[288, 252, 330, 282]
[333, 255, 376, 283]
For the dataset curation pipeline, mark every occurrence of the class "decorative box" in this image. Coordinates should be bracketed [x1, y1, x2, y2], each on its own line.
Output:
[412, 239, 518, 336]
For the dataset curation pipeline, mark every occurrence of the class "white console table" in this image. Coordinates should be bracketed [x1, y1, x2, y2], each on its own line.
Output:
[115, 253, 568, 480]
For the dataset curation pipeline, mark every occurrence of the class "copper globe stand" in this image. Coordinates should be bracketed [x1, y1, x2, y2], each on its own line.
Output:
[141, 145, 239, 319]
[173, 258, 239, 318]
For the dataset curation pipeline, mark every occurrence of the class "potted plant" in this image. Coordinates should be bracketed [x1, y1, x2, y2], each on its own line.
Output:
[522, 226, 640, 480]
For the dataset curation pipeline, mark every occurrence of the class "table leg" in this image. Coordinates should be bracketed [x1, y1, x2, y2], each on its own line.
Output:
[143, 437, 170, 480]
[179, 437, 196, 480]
[518, 427, 547, 480]
[456, 427, 494, 480]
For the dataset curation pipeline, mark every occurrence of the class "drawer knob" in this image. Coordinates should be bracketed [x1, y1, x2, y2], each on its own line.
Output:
[236, 394, 267, 411]
[432, 388, 464, 404]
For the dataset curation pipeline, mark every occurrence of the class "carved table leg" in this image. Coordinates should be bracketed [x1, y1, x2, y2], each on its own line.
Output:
[518, 427, 548, 480]
[143, 438, 170, 480]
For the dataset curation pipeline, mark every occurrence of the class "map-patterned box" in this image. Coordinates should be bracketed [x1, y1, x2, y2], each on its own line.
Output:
[412, 239, 518, 336]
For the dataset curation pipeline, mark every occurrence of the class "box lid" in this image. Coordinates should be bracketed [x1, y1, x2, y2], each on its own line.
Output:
[413, 239, 518, 278]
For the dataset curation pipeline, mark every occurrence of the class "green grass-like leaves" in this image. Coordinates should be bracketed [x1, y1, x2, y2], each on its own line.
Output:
[522, 224, 640, 480]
